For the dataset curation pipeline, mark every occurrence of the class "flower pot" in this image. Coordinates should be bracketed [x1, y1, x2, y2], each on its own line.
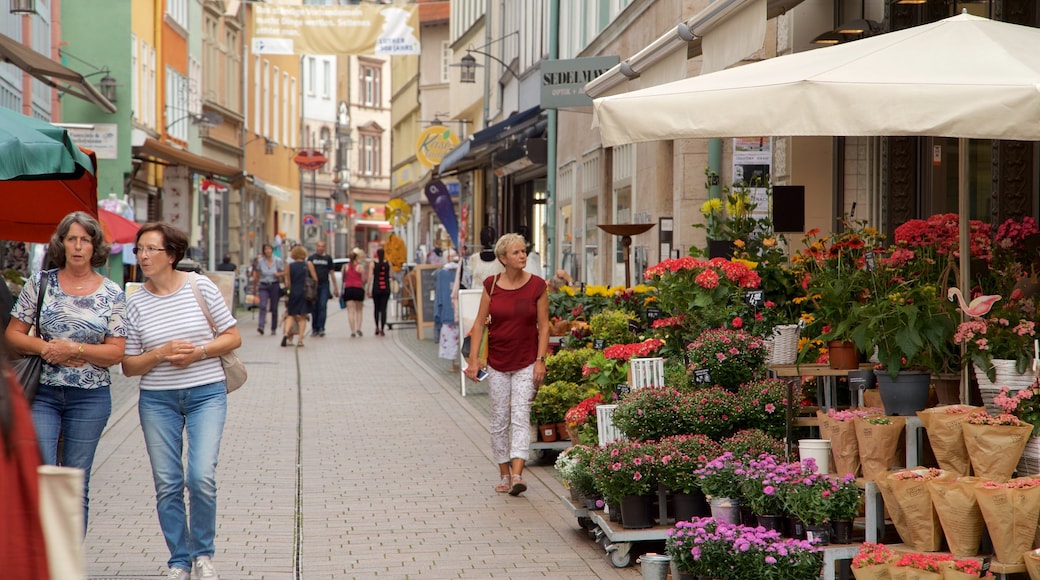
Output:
[831, 519, 854, 544]
[673, 490, 710, 522]
[874, 370, 931, 416]
[708, 497, 740, 525]
[805, 523, 830, 545]
[707, 239, 735, 259]
[739, 505, 755, 527]
[619, 494, 655, 529]
[556, 422, 570, 441]
[828, 340, 860, 370]
[931, 373, 961, 406]
[785, 515, 807, 539]
[766, 324, 801, 365]
[608, 500, 623, 523]
[974, 359, 1036, 414]
[670, 563, 697, 580]
[538, 423, 558, 442]
[757, 514, 785, 533]
[636, 553, 671, 580]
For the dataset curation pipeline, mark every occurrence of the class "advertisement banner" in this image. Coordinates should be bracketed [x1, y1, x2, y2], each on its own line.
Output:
[252, 1, 420, 56]
[424, 179, 459, 250]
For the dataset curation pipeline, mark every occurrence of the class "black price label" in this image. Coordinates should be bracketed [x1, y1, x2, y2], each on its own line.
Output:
[693, 369, 713, 384]
[980, 557, 990, 576]
[646, 306, 662, 322]
[628, 319, 641, 334]
[864, 251, 876, 272]
[745, 290, 765, 308]
[593, 338, 606, 350]
[615, 384, 632, 399]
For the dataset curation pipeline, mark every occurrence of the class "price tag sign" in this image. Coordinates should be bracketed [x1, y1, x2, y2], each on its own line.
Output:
[593, 338, 607, 350]
[615, 384, 632, 399]
[864, 251, 876, 272]
[745, 290, 765, 308]
[628, 319, 641, 334]
[693, 369, 713, 384]
[646, 306, 662, 323]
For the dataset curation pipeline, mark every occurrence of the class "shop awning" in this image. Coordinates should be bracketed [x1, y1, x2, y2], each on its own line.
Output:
[437, 106, 544, 175]
[263, 183, 293, 202]
[354, 219, 393, 231]
[132, 131, 241, 179]
[0, 33, 116, 114]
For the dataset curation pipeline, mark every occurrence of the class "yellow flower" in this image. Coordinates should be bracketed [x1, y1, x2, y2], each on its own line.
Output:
[762, 237, 777, 248]
[800, 313, 815, 324]
[561, 286, 575, 297]
[608, 285, 626, 295]
[631, 284, 653, 294]
[585, 284, 609, 297]
[733, 258, 758, 270]
[733, 239, 746, 248]
[700, 199, 723, 216]
[792, 296, 809, 305]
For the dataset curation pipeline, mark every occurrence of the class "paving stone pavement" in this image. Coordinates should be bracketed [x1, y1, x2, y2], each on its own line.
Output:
[84, 301, 642, 579]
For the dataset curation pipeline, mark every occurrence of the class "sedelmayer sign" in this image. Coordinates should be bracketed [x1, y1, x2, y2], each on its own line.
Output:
[540, 56, 620, 109]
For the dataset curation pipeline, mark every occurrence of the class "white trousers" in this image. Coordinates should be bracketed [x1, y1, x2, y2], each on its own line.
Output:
[487, 363, 535, 464]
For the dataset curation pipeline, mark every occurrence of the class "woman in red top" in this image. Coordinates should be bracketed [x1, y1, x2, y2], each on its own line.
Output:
[0, 338, 50, 579]
[464, 233, 550, 496]
[341, 248, 368, 337]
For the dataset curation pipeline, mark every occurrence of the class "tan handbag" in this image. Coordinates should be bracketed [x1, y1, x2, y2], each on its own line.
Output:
[188, 274, 248, 393]
[38, 466, 85, 580]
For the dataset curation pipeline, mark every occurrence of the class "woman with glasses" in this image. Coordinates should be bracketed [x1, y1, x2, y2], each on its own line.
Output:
[122, 222, 241, 580]
[5, 211, 127, 531]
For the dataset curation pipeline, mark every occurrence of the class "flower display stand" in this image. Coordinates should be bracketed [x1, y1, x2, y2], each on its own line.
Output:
[596, 404, 623, 445]
[629, 357, 664, 390]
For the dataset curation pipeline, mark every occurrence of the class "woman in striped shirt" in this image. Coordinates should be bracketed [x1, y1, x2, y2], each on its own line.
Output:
[122, 222, 241, 580]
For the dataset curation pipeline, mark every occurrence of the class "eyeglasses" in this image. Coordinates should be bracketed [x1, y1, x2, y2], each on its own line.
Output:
[132, 246, 166, 256]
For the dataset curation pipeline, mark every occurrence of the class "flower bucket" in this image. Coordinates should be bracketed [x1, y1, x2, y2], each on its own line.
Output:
[637, 553, 671, 580]
[831, 519, 854, 544]
[875, 370, 931, 416]
[1019, 435, 1040, 477]
[620, 494, 655, 529]
[708, 497, 740, 524]
[974, 358, 1036, 414]
[799, 439, 832, 473]
[805, 523, 830, 545]
[766, 324, 800, 365]
[672, 490, 710, 522]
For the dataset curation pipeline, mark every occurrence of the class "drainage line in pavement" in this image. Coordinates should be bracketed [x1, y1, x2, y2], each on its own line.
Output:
[293, 346, 304, 579]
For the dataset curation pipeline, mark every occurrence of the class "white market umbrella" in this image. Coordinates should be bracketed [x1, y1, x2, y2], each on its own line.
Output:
[593, 12, 1040, 401]
[593, 12, 1040, 145]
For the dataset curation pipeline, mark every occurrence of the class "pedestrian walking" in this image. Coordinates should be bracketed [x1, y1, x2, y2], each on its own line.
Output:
[368, 248, 392, 336]
[121, 222, 242, 580]
[463, 233, 550, 496]
[252, 243, 283, 336]
[5, 211, 127, 529]
[341, 248, 367, 337]
[307, 241, 338, 337]
[283, 245, 317, 347]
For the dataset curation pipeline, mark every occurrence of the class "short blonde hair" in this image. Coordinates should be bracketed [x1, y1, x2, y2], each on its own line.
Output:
[494, 233, 526, 260]
[290, 245, 307, 260]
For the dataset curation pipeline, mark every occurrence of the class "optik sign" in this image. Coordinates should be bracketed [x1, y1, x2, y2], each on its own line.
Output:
[416, 126, 459, 169]
[540, 56, 620, 109]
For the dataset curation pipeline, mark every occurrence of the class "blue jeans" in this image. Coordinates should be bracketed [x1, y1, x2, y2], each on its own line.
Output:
[139, 382, 227, 572]
[257, 281, 280, 333]
[311, 283, 331, 332]
[32, 383, 112, 530]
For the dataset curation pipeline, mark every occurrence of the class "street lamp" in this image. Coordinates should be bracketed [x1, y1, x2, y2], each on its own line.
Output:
[453, 30, 520, 85]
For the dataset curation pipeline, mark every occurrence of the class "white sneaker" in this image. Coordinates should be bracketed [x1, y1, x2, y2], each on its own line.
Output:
[164, 568, 190, 580]
[194, 556, 219, 579]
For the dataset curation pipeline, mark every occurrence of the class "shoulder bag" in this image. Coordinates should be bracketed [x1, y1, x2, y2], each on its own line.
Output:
[304, 269, 318, 303]
[461, 274, 497, 368]
[12, 269, 54, 403]
[188, 274, 248, 393]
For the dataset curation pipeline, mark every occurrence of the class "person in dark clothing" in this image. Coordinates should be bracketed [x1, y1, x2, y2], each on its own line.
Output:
[307, 241, 338, 337]
[215, 254, 236, 272]
[368, 248, 393, 336]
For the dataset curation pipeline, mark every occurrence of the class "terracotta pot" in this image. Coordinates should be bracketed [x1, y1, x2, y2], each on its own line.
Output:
[828, 340, 860, 370]
[538, 424, 558, 442]
[556, 422, 570, 441]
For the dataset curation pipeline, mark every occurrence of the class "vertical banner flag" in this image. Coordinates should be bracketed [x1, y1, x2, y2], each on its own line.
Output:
[424, 179, 459, 250]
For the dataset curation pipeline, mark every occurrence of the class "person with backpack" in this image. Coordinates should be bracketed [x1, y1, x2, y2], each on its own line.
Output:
[368, 248, 393, 336]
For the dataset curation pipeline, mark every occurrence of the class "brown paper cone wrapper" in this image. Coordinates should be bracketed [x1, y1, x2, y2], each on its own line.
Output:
[974, 480, 1040, 564]
[940, 570, 978, 580]
[856, 416, 907, 481]
[877, 475, 915, 547]
[888, 567, 909, 580]
[888, 469, 949, 551]
[904, 570, 943, 580]
[963, 422, 1033, 482]
[1024, 549, 1040, 580]
[927, 476, 984, 557]
[853, 564, 893, 580]
[819, 410, 861, 477]
[916, 406, 981, 476]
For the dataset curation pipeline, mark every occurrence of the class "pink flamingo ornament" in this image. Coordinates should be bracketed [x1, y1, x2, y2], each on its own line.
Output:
[947, 287, 1001, 318]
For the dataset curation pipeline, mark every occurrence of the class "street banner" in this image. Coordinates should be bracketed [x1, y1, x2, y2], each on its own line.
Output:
[252, 1, 420, 56]
[424, 180, 459, 250]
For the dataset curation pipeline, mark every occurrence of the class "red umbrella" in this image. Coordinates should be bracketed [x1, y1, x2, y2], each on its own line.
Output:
[98, 208, 140, 244]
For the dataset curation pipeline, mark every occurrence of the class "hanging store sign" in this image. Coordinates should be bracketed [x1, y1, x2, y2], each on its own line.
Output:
[251, 1, 420, 56]
[540, 56, 620, 109]
[415, 126, 459, 169]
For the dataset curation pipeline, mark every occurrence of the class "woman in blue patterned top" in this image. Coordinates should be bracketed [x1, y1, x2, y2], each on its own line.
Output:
[5, 211, 127, 530]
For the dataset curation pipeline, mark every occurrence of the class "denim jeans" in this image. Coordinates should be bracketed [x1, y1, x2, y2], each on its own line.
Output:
[311, 283, 331, 332]
[139, 382, 227, 572]
[257, 281, 280, 333]
[32, 383, 112, 530]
